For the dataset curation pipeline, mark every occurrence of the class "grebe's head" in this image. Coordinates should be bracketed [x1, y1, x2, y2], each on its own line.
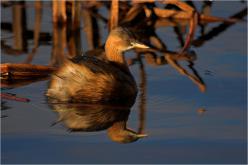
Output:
[105, 27, 149, 52]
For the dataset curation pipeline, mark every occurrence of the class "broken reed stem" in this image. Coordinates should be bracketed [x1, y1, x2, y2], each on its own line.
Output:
[82, 9, 94, 50]
[52, 0, 67, 23]
[164, 0, 194, 13]
[82, 9, 102, 50]
[122, 4, 143, 23]
[109, 0, 119, 31]
[1, 63, 56, 80]
[180, 11, 198, 54]
[154, 7, 235, 23]
[33, 1, 42, 49]
[24, 1, 42, 64]
[50, 23, 67, 66]
[12, 1, 27, 52]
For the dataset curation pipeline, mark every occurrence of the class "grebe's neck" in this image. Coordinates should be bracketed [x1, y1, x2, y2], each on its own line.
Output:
[106, 48, 126, 64]
[105, 43, 131, 74]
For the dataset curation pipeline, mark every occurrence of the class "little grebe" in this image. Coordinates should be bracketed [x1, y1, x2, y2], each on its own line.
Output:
[46, 27, 149, 105]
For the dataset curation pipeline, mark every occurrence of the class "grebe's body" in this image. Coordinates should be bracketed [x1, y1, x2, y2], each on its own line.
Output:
[47, 56, 137, 105]
[47, 27, 148, 106]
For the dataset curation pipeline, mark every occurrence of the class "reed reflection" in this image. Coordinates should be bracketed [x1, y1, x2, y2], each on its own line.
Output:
[48, 102, 147, 143]
[136, 54, 147, 134]
[129, 49, 206, 92]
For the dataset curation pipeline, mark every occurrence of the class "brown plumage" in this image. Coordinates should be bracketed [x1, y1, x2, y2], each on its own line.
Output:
[46, 27, 149, 106]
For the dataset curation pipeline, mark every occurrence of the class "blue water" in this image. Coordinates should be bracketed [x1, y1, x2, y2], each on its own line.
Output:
[1, 1, 247, 164]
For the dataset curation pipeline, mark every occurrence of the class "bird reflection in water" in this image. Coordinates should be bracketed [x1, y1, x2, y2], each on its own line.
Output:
[48, 102, 147, 143]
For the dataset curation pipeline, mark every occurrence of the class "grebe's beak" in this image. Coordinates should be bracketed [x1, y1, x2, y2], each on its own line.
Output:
[136, 133, 148, 138]
[132, 41, 150, 49]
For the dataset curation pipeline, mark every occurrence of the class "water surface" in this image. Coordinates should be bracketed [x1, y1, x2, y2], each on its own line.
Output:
[1, 1, 247, 164]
